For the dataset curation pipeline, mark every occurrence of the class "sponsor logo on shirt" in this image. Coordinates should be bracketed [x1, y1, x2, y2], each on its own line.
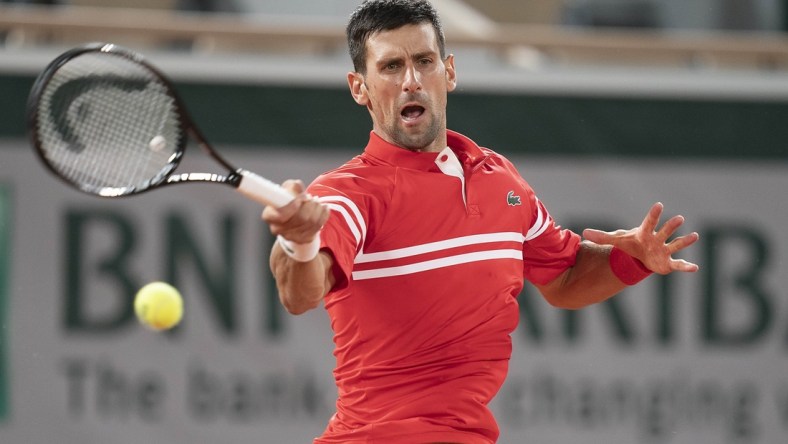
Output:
[506, 191, 522, 206]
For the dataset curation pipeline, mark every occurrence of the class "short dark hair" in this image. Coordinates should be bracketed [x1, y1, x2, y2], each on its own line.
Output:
[346, 0, 446, 74]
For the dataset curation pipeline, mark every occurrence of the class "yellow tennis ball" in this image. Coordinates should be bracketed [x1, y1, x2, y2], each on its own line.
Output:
[134, 281, 183, 331]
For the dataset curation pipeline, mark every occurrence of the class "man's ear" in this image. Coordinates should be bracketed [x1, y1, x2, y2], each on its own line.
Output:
[445, 54, 457, 92]
[348, 71, 369, 106]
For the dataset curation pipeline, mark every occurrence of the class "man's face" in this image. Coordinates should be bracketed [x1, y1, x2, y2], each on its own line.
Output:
[348, 23, 456, 152]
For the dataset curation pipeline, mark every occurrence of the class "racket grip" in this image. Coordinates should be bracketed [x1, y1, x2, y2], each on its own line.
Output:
[277, 234, 321, 262]
[237, 170, 295, 208]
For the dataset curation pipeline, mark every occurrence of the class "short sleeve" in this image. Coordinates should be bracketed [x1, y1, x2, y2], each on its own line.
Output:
[307, 181, 369, 290]
[521, 198, 581, 285]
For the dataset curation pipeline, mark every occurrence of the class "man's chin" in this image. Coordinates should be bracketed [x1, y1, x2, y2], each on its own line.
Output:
[394, 124, 441, 151]
[395, 134, 434, 151]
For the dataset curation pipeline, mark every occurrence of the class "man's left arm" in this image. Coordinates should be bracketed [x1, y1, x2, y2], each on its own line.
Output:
[534, 202, 699, 309]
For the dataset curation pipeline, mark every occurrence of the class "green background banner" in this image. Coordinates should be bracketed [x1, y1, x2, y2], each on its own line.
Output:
[0, 186, 10, 422]
[1, 73, 786, 160]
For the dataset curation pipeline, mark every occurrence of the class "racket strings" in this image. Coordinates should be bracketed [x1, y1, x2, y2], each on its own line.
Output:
[34, 52, 183, 194]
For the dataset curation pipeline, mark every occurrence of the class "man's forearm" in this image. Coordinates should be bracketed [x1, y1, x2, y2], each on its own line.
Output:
[270, 243, 334, 314]
[536, 242, 631, 309]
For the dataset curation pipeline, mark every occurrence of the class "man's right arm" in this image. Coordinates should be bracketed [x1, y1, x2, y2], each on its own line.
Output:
[269, 245, 335, 314]
[262, 179, 333, 315]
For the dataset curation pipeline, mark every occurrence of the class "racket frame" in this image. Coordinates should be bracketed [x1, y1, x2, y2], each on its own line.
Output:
[26, 42, 245, 198]
[27, 43, 317, 259]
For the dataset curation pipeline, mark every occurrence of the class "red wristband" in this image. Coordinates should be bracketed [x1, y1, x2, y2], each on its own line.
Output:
[609, 247, 653, 285]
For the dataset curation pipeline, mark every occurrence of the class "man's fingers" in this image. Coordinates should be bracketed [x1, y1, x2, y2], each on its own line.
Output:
[667, 231, 699, 254]
[670, 258, 699, 273]
[270, 195, 329, 244]
[280, 179, 306, 195]
[300, 196, 329, 226]
[641, 202, 663, 233]
[266, 197, 301, 222]
[663, 232, 700, 273]
[658, 214, 685, 241]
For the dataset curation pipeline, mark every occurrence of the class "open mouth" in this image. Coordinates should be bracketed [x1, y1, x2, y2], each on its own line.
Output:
[401, 105, 425, 121]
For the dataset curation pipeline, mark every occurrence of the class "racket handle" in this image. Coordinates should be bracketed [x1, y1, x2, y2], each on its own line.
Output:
[236, 170, 294, 208]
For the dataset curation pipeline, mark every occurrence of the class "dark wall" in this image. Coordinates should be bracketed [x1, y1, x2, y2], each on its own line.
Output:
[2, 74, 786, 160]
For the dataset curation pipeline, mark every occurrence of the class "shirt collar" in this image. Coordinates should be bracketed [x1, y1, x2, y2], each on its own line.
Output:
[362, 130, 487, 171]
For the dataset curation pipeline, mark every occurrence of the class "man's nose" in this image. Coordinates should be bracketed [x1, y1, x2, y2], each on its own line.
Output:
[401, 65, 422, 92]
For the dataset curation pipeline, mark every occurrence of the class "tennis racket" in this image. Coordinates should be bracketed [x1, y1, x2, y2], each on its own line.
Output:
[27, 42, 319, 259]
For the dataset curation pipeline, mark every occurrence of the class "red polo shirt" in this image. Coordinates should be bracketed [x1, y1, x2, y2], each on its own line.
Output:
[308, 130, 580, 443]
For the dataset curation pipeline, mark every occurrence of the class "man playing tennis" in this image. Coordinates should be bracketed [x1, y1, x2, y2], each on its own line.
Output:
[263, 1, 699, 442]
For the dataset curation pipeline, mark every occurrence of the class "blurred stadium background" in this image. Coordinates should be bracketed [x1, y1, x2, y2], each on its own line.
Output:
[0, 1, 786, 443]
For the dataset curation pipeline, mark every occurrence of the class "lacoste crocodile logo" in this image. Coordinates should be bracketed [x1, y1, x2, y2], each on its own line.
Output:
[507, 191, 522, 206]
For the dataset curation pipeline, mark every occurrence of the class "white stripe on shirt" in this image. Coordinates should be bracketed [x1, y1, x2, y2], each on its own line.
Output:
[355, 232, 525, 264]
[525, 198, 551, 241]
[352, 249, 523, 280]
[318, 195, 367, 250]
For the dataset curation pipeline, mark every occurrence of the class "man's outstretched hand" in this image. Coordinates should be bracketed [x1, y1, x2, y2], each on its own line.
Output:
[582, 202, 699, 275]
